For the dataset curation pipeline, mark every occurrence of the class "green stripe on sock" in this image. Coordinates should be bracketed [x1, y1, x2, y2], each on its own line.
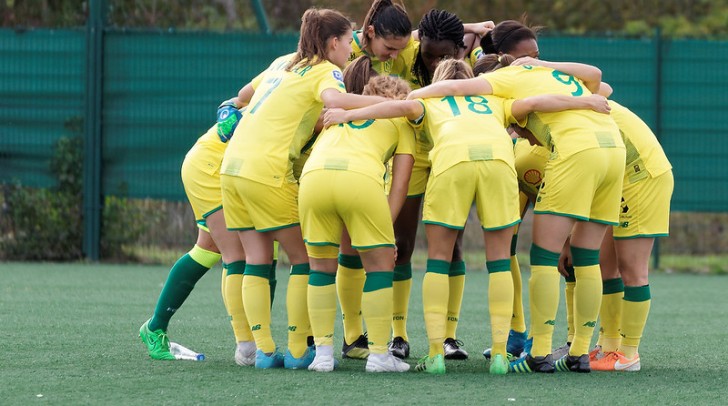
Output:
[449, 260, 466, 277]
[530, 244, 560, 266]
[226, 260, 246, 275]
[624, 285, 651, 302]
[571, 246, 600, 267]
[510, 234, 519, 256]
[363, 271, 394, 292]
[393, 263, 412, 281]
[244, 264, 271, 278]
[564, 265, 576, 282]
[602, 278, 625, 294]
[309, 270, 336, 286]
[290, 263, 310, 276]
[338, 254, 363, 269]
[426, 259, 450, 275]
[486, 259, 510, 273]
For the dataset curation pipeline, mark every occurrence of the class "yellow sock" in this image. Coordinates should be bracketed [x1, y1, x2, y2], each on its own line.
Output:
[242, 265, 274, 353]
[510, 253, 527, 333]
[445, 260, 465, 339]
[600, 278, 625, 352]
[487, 259, 513, 358]
[423, 259, 449, 357]
[564, 265, 576, 344]
[224, 261, 253, 342]
[336, 254, 365, 344]
[392, 263, 412, 341]
[621, 285, 651, 359]
[362, 272, 394, 354]
[570, 246, 602, 356]
[308, 271, 337, 348]
[529, 244, 561, 357]
[287, 264, 311, 358]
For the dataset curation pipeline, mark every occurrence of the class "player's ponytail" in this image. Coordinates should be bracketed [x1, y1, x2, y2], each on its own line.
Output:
[432, 58, 473, 83]
[360, 0, 411, 50]
[343, 55, 378, 95]
[473, 53, 515, 75]
[289, 8, 352, 70]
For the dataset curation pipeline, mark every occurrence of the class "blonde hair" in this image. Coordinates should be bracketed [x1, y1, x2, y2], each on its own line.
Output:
[288, 8, 352, 71]
[362, 76, 410, 99]
[432, 58, 474, 82]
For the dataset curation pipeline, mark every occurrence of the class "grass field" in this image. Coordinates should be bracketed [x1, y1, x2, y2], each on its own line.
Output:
[2, 262, 727, 405]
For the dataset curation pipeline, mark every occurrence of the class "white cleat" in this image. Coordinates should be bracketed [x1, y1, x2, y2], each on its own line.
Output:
[365, 352, 410, 372]
[235, 341, 257, 366]
[308, 354, 337, 372]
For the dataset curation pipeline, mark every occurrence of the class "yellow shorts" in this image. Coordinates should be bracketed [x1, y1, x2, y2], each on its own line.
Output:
[514, 139, 549, 201]
[299, 170, 395, 258]
[534, 148, 626, 225]
[407, 149, 431, 197]
[423, 160, 521, 231]
[181, 142, 224, 229]
[613, 170, 674, 239]
[220, 174, 299, 232]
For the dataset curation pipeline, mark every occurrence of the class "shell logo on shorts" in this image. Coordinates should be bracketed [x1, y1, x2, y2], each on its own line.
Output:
[523, 169, 543, 186]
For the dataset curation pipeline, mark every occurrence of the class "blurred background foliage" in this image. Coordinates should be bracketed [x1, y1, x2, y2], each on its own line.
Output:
[1, 0, 727, 38]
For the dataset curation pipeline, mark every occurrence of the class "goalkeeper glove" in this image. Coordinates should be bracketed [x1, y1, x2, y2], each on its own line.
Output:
[216, 99, 242, 143]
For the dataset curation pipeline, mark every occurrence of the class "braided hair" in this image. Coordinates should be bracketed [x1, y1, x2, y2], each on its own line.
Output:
[412, 9, 464, 87]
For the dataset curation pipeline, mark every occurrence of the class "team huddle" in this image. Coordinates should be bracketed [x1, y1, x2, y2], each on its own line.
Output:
[139, 0, 673, 375]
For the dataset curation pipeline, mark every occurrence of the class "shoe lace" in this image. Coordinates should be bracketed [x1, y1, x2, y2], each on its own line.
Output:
[446, 338, 465, 348]
[414, 356, 429, 372]
[154, 330, 171, 350]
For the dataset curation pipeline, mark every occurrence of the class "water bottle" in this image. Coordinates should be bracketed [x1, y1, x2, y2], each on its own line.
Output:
[170, 342, 205, 361]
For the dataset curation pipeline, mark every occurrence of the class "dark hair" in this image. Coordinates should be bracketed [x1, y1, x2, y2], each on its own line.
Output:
[480, 19, 540, 55]
[412, 9, 465, 87]
[360, 0, 411, 49]
[472, 53, 516, 75]
[343, 56, 378, 95]
[288, 8, 352, 71]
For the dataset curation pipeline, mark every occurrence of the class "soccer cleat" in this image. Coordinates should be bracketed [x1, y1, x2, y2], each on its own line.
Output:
[590, 351, 641, 372]
[443, 338, 469, 360]
[589, 345, 604, 362]
[308, 353, 338, 372]
[234, 341, 257, 366]
[365, 352, 410, 372]
[552, 342, 571, 361]
[482, 330, 527, 360]
[388, 336, 410, 359]
[284, 347, 316, 369]
[489, 354, 509, 375]
[509, 354, 555, 373]
[254, 349, 285, 369]
[342, 334, 370, 359]
[554, 353, 591, 373]
[414, 354, 446, 374]
[139, 319, 176, 360]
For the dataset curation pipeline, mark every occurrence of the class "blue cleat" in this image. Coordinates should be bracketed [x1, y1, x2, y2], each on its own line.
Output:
[255, 349, 285, 369]
[284, 347, 316, 370]
[482, 330, 529, 360]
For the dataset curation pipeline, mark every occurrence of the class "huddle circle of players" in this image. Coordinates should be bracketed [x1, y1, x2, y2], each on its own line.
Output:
[138, 0, 673, 375]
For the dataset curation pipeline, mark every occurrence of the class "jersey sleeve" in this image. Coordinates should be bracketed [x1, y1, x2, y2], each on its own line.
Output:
[502, 98, 528, 127]
[407, 99, 427, 129]
[482, 69, 519, 99]
[393, 118, 416, 156]
[314, 64, 347, 103]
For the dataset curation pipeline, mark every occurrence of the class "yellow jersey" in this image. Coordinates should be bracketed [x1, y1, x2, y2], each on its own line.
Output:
[483, 65, 623, 157]
[302, 117, 416, 187]
[349, 31, 418, 79]
[609, 100, 672, 182]
[412, 95, 521, 176]
[221, 54, 346, 186]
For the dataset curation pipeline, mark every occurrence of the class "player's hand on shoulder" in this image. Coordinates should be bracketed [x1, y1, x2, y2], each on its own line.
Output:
[323, 108, 348, 128]
[585, 94, 611, 114]
[511, 56, 541, 67]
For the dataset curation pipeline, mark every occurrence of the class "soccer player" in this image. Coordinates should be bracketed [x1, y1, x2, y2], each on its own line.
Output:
[219, 8, 387, 370]
[300, 71, 415, 373]
[325, 58, 611, 375]
[410, 54, 625, 374]
[139, 103, 254, 364]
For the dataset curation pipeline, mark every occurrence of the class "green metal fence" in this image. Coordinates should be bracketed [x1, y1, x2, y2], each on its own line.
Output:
[1, 27, 727, 259]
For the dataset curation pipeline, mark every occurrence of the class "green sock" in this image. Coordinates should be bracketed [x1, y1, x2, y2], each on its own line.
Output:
[269, 259, 278, 307]
[149, 245, 220, 331]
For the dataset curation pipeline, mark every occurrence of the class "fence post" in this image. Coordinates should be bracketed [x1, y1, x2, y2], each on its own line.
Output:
[250, 0, 271, 34]
[652, 27, 662, 270]
[83, 0, 107, 261]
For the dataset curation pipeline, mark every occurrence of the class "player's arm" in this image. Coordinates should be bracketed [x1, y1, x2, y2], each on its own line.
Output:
[323, 100, 424, 127]
[388, 153, 414, 222]
[511, 94, 611, 122]
[511, 57, 602, 94]
[408, 77, 492, 100]
[321, 89, 387, 110]
[598, 82, 613, 98]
